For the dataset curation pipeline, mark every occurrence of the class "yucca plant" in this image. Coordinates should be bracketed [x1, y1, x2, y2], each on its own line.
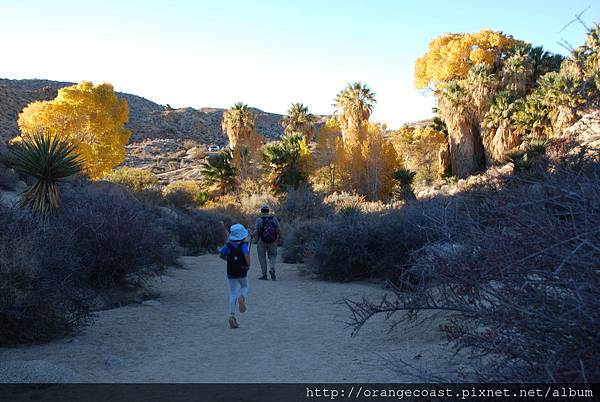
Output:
[505, 140, 548, 179]
[4, 133, 83, 217]
[391, 168, 417, 202]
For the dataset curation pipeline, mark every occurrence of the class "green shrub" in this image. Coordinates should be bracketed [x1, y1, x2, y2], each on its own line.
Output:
[104, 167, 159, 192]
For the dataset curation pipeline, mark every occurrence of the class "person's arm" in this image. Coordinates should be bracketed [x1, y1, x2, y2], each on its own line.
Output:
[275, 217, 283, 245]
[253, 218, 261, 244]
[219, 244, 228, 261]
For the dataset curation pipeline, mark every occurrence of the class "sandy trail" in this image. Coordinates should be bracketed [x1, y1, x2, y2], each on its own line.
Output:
[0, 248, 450, 382]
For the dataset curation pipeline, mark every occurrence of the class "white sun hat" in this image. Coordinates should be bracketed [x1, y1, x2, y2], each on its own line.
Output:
[228, 224, 249, 241]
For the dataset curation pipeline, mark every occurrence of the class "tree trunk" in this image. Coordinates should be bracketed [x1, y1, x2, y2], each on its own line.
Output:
[438, 139, 451, 179]
[447, 121, 486, 178]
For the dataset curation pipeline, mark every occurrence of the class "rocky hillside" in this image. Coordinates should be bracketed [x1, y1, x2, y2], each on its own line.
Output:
[0, 78, 327, 147]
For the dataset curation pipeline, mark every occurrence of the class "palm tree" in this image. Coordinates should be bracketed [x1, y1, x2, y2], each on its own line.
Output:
[200, 148, 237, 195]
[262, 134, 311, 192]
[221, 102, 256, 149]
[281, 102, 317, 142]
[4, 133, 82, 218]
[332, 82, 376, 140]
[483, 91, 522, 163]
[438, 81, 486, 178]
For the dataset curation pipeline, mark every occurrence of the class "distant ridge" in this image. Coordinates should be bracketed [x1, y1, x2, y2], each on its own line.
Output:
[0, 78, 328, 146]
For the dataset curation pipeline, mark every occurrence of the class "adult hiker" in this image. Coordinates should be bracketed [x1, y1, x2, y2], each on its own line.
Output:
[219, 223, 251, 329]
[254, 205, 281, 280]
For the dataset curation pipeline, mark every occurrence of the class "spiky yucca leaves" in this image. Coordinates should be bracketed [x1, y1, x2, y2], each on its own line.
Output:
[281, 102, 317, 142]
[5, 133, 82, 217]
[391, 168, 417, 202]
[505, 140, 548, 178]
[333, 82, 376, 141]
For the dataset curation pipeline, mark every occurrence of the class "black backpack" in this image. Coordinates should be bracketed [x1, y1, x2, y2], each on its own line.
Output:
[226, 242, 248, 277]
[259, 216, 278, 243]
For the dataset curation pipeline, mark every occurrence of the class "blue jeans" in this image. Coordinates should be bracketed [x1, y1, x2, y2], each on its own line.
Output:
[227, 276, 248, 315]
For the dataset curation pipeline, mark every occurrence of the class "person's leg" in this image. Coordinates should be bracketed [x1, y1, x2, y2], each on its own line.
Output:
[238, 277, 249, 313]
[239, 277, 249, 299]
[257, 241, 268, 277]
[228, 278, 239, 315]
[267, 242, 277, 274]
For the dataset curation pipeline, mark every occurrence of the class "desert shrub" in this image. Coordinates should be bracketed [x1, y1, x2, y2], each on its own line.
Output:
[306, 208, 432, 281]
[183, 139, 198, 150]
[238, 192, 279, 216]
[58, 190, 181, 290]
[163, 180, 203, 209]
[282, 219, 328, 263]
[204, 194, 254, 227]
[165, 208, 227, 255]
[505, 140, 549, 179]
[347, 154, 600, 382]
[278, 186, 332, 223]
[135, 187, 166, 206]
[188, 147, 206, 161]
[323, 192, 365, 215]
[0, 206, 91, 345]
[0, 164, 19, 190]
[104, 167, 159, 192]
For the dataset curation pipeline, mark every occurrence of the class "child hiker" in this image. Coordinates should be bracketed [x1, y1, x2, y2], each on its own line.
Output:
[219, 223, 251, 329]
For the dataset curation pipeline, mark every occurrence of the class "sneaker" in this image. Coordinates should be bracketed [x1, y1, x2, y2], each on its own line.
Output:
[258, 275, 268, 280]
[228, 315, 239, 329]
[269, 271, 276, 281]
[238, 295, 246, 313]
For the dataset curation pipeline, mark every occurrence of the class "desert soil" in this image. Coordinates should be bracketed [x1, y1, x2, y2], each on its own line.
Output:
[0, 248, 451, 383]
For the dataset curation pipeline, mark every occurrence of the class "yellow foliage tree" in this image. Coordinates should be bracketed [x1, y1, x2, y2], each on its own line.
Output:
[17, 81, 130, 179]
[312, 117, 344, 193]
[415, 30, 519, 89]
[232, 131, 264, 180]
[336, 123, 401, 201]
[391, 125, 446, 183]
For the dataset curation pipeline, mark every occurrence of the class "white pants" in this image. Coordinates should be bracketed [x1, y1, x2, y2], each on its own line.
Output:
[228, 276, 249, 315]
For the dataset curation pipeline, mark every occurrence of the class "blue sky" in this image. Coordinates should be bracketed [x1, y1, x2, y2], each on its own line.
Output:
[1, 0, 596, 128]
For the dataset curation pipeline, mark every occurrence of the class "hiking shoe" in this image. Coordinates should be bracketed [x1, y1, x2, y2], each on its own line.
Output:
[238, 295, 246, 313]
[258, 275, 268, 280]
[269, 271, 276, 281]
[228, 315, 239, 329]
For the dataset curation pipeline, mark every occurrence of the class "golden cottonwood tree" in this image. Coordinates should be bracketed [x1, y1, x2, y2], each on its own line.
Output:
[312, 117, 344, 193]
[391, 125, 446, 183]
[17, 81, 130, 179]
[335, 123, 400, 201]
[414, 30, 519, 89]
